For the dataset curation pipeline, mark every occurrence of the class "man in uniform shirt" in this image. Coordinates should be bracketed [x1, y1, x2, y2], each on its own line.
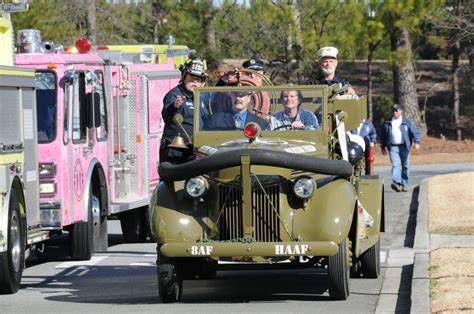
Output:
[380, 104, 421, 192]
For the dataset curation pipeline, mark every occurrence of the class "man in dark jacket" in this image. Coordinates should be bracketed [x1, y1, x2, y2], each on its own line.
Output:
[204, 91, 267, 130]
[380, 104, 421, 192]
[160, 57, 208, 164]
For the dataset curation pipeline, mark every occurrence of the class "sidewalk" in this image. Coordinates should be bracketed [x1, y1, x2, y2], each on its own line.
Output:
[410, 178, 474, 313]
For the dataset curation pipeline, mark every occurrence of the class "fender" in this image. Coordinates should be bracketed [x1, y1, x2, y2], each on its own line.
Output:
[293, 178, 357, 244]
[82, 159, 108, 221]
[150, 181, 203, 244]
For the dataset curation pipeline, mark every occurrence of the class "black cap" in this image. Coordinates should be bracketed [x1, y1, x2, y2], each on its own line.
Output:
[242, 59, 264, 71]
[392, 103, 402, 110]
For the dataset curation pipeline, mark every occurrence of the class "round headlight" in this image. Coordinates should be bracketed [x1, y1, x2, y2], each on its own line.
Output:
[185, 176, 208, 198]
[293, 177, 315, 199]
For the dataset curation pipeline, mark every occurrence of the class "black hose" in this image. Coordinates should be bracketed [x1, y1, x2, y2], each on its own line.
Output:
[159, 149, 353, 181]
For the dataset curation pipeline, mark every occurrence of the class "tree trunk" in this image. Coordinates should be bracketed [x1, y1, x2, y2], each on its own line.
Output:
[151, 0, 160, 44]
[289, 0, 304, 83]
[390, 27, 427, 135]
[367, 49, 374, 121]
[85, 0, 97, 45]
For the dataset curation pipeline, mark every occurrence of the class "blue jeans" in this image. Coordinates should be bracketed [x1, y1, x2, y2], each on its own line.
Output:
[389, 144, 411, 186]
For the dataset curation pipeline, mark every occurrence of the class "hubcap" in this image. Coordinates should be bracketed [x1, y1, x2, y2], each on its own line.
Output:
[10, 211, 21, 272]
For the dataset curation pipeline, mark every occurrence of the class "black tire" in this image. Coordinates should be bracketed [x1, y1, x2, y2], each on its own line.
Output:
[182, 258, 217, 280]
[69, 189, 93, 260]
[119, 207, 149, 243]
[350, 258, 362, 278]
[360, 239, 380, 278]
[0, 190, 25, 294]
[157, 245, 182, 303]
[91, 192, 108, 253]
[328, 238, 350, 300]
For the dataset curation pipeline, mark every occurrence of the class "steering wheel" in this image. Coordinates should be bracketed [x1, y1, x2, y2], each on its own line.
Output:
[272, 124, 293, 131]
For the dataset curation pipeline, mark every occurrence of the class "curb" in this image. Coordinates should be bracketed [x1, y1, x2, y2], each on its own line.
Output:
[411, 178, 430, 313]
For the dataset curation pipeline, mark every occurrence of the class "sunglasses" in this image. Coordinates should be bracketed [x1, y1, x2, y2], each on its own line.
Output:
[230, 91, 252, 97]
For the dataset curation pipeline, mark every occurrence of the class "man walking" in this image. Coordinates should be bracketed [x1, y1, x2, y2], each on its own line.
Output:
[380, 104, 421, 192]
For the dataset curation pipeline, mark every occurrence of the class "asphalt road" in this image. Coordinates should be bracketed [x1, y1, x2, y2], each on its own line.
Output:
[2, 163, 472, 313]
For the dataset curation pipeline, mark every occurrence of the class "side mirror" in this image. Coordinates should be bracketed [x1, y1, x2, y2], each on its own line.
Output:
[85, 71, 98, 87]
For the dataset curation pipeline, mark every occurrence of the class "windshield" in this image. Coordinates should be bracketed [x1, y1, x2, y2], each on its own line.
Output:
[198, 87, 324, 132]
[35, 71, 57, 143]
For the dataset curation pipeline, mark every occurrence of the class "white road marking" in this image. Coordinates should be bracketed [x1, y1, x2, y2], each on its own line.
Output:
[55, 256, 108, 269]
[129, 262, 156, 267]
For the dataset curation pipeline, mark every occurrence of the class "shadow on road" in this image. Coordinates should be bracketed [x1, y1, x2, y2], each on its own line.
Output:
[404, 186, 420, 248]
[20, 265, 335, 304]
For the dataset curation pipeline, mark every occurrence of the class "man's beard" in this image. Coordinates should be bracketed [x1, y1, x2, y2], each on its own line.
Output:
[321, 66, 336, 76]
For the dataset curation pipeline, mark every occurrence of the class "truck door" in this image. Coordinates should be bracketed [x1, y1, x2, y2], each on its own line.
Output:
[67, 70, 108, 223]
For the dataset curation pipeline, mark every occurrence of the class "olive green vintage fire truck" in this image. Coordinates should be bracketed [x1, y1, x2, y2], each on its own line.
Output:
[151, 83, 384, 302]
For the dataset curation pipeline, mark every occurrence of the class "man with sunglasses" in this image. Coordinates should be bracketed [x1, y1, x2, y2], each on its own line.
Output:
[160, 57, 208, 164]
[204, 91, 267, 130]
[380, 104, 421, 192]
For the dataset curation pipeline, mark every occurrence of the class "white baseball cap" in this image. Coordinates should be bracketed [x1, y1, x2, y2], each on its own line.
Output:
[317, 46, 338, 59]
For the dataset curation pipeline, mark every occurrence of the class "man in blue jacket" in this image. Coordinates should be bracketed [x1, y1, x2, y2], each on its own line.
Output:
[380, 104, 421, 192]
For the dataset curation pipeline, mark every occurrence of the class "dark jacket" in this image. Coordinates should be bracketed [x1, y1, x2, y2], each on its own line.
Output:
[351, 120, 377, 148]
[161, 84, 210, 144]
[380, 116, 421, 150]
[204, 111, 268, 131]
[308, 75, 349, 87]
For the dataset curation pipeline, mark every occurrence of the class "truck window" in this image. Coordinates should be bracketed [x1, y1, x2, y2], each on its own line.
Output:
[95, 70, 107, 140]
[72, 72, 87, 142]
[35, 71, 57, 143]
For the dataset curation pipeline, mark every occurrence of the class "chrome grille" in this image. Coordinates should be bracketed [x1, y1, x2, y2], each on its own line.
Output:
[218, 183, 280, 241]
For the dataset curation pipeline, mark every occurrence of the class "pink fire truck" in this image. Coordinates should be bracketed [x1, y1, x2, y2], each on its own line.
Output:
[15, 30, 183, 260]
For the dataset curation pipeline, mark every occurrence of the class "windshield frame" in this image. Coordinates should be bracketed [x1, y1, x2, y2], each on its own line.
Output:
[193, 85, 328, 148]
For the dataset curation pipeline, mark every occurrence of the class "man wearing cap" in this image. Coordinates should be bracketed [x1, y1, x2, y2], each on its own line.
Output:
[242, 58, 265, 85]
[160, 57, 208, 164]
[380, 104, 421, 192]
[204, 91, 267, 131]
[309, 46, 356, 95]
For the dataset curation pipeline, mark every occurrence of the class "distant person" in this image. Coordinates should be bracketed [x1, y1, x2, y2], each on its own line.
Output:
[242, 58, 265, 85]
[160, 57, 208, 164]
[204, 91, 267, 130]
[269, 90, 319, 130]
[380, 104, 421, 192]
[309, 46, 356, 95]
[350, 119, 377, 174]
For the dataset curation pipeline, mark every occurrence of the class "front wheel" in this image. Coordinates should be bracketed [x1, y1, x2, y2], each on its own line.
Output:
[69, 188, 94, 260]
[0, 190, 25, 294]
[360, 238, 380, 278]
[157, 245, 182, 303]
[328, 238, 350, 300]
[120, 207, 149, 243]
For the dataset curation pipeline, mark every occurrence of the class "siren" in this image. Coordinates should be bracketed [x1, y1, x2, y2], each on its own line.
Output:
[75, 37, 92, 54]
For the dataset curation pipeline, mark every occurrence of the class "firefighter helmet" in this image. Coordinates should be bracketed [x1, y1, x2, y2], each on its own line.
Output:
[180, 57, 207, 79]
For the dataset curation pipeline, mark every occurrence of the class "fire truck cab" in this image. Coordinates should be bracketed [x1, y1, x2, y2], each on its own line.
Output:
[15, 30, 182, 260]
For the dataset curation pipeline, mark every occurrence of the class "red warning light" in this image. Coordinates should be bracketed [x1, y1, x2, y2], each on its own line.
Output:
[244, 123, 260, 139]
[75, 37, 92, 54]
